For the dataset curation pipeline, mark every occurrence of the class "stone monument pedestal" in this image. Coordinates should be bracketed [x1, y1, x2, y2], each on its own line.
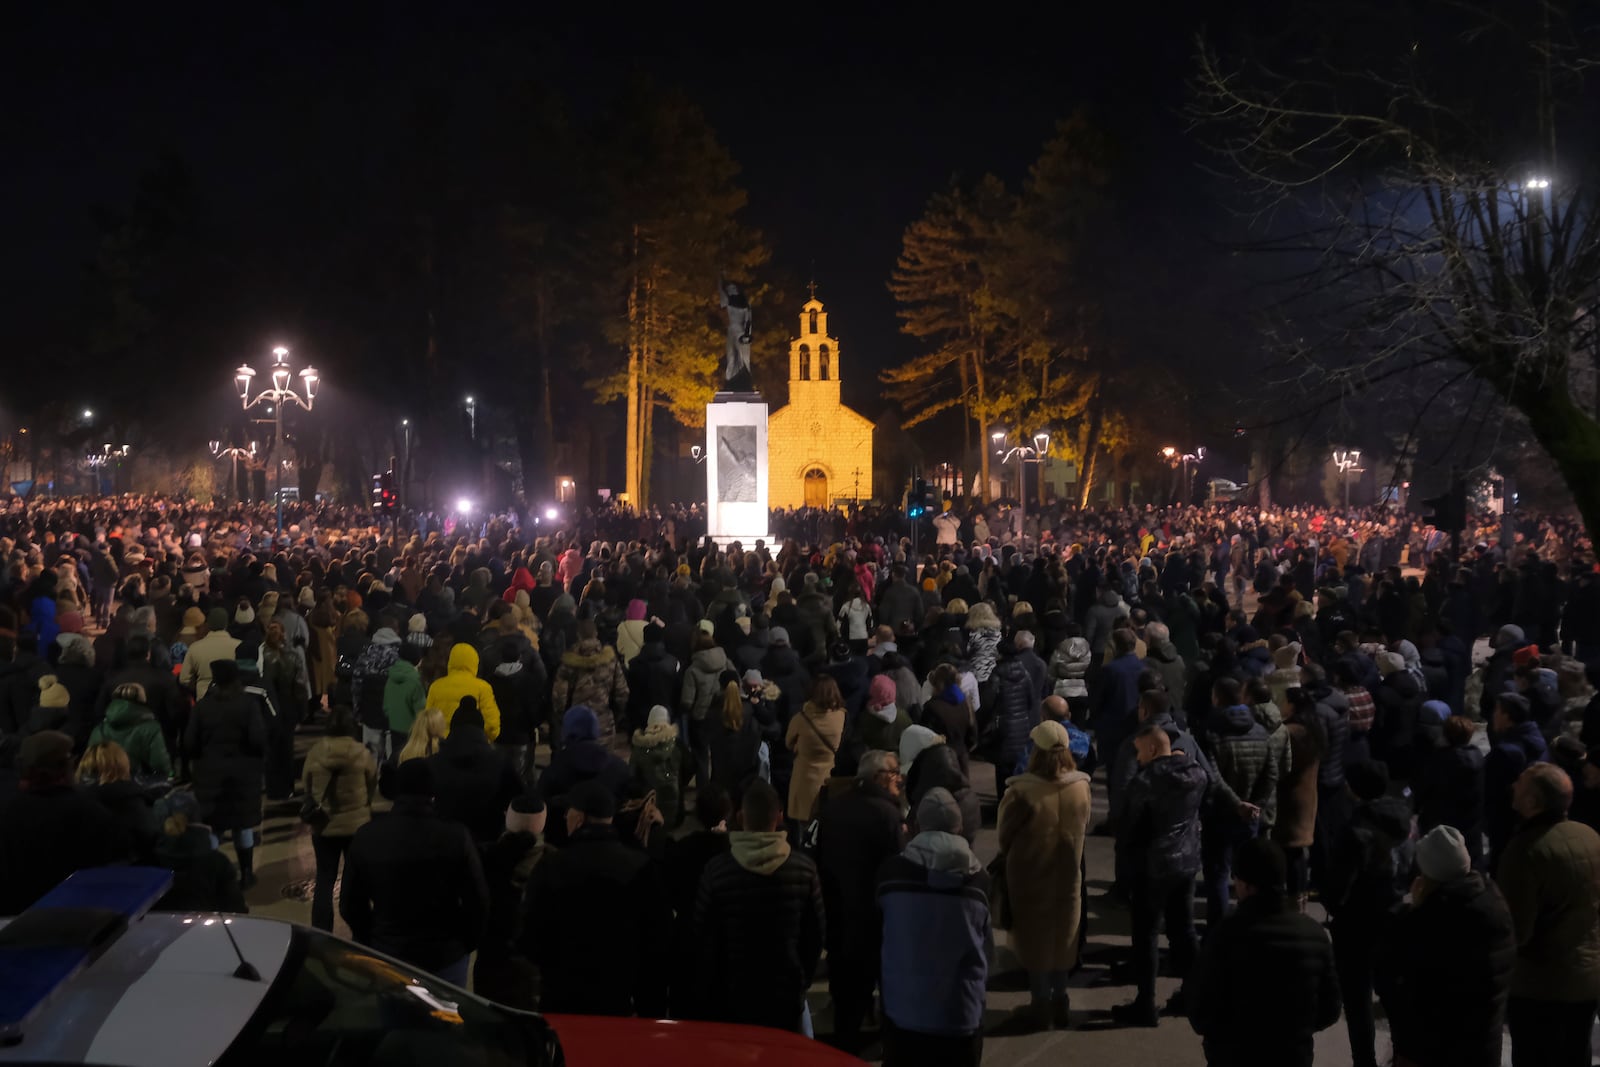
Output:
[705, 393, 771, 546]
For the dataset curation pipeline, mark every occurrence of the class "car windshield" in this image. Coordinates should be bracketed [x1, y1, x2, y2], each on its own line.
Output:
[217, 928, 558, 1067]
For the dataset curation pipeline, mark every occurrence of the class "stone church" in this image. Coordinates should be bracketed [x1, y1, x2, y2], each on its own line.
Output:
[768, 293, 875, 508]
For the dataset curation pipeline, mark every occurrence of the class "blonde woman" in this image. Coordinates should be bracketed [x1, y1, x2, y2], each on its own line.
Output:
[398, 707, 448, 764]
[78, 741, 159, 853]
[964, 601, 1003, 687]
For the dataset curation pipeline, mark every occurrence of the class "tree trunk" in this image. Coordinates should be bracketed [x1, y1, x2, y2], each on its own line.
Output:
[624, 227, 642, 508]
[1077, 390, 1104, 509]
[973, 348, 991, 502]
[1511, 383, 1600, 541]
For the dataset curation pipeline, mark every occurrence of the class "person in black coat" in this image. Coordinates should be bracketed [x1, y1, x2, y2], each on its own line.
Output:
[340, 759, 489, 987]
[1372, 653, 1424, 780]
[183, 660, 267, 888]
[814, 749, 905, 1049]
[151, 790, 247, 914]
[990, 642, 1040, 808]
[1378, 825, 1516, 1067]
[95, 633, 183, 755]
[0, 730, 132, 914]
[484, 638, 547, 783]
[665, 787, 734, 1017]
[819, 642, 871, 732]
[1416, 714, 1486, 868]
[427, 699, 524, 843]
[538, 705, 631, 844]
[520, 779, 670, 1016]
[920, 662, 976, 778]
[1187, 838, 1342, 1067]
[624, 624, 680, 733]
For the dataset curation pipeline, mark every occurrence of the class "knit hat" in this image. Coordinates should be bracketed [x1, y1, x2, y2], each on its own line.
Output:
[647, 705, 672, 728]
[1494, 624, 1526, 652]
[1376, 651, 1405, 677]
[1416, 825, 1472, 883]
[408, 613, 428, 634]
[18, 730, 74, 778]
[393, 759, 435, 798]
[1233, 837, 1288, 892]
[1029, 719, 1071, 752]
[868, 674, 896, 712]
[1419, 700, 1451, 726]
[298, 586, 317, 608]
[371, 627, 401, 646]
[1347, 759, 1390, 801]
[57, 610, 85, 635]
[210, 659, 241, 687]
[563, 705, 600, 742]
[643, 622, 665, 644]
[696, 619, 715, 635]
[1272, 642, 1302, 670]
[452, 697, 484, 731]
[769, 626, 790, 647]
[1512, 644, 1542, 669]
[898, 725, 943, 772]
[234, 604, 256, 625]
[178, 606, 205, 637]
[916, 787, 963, 835]
[568, 779, 617, 819]
[206, 607, 229, 632]
[38, 675, 70, 709]
[507, 791, 548, 836]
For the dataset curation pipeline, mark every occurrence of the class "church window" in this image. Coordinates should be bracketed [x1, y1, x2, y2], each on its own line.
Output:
[809, 308, 819, 334]
[819, 344, 831, 380]
[799, 344, 810, 380]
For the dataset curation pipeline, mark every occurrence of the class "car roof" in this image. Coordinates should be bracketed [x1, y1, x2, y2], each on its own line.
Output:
[0, 914, 289, 1067]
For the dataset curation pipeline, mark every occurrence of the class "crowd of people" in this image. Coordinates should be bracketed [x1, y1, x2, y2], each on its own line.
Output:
[0, 490, 1597, 1066]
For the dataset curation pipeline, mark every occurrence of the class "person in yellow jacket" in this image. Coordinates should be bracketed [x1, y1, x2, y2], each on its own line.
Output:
[425, 643, 501, 740]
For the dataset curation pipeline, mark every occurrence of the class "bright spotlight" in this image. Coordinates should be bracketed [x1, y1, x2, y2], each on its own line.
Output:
[544, 507, 558, 520]
[456, 497, 473, 514]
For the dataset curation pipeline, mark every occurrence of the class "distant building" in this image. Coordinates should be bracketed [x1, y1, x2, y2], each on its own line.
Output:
[767, 293, 875, 508]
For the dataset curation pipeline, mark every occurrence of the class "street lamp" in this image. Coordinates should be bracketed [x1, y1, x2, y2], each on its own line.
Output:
[464, 396, 477, 440]
[236, 345, 319, 536]
[1332, 448, 1364, 509]
[992, 425, 1050, 541]
[399, 418, 412, 507]
[1159, 445, 1205, 504]
[210, 439, 257, 502]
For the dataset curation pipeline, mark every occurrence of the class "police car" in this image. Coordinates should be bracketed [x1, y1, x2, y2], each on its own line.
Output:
[0, 868, 853, 1067]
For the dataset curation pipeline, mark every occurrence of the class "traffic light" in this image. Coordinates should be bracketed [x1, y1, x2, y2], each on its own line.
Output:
[908, 477, 928, 518]
[1421, 479, 1467, 532]
[372, 470, 397, 514]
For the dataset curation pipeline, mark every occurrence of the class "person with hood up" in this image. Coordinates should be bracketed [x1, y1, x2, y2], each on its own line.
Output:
[383, 642, 427, 756]
[692, 779, 825, 1033]
[487, 636, 547, 784]
[502, 564, 538, 606]
[1487, 692, 1549, 867]
[996, 719, 1092, 1030]
[538, 705, 631, 843]
[1378, 825, 1516, 1067]
[877, 786, 991, 1067]
[1325, 760, 1414, 1067]
[1048, 631, 1093, 701]
[616, 598, 650, 667]
[630, 705, 690, 829]
[425, 641, 501, 741]
[1267, 639, 1303, 711]
[300, 707, 378, 930]
[87, 682, 171, 781]
[428, 698, 524, 844]
[858, 673, 911, 755]
[551, 618, 629, 748]
[352, 626, 403, 762]
[184, 660, 268, 889]
[150, 789, 246, 913]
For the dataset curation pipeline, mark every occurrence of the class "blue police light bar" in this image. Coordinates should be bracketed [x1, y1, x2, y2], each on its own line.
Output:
[0, 866, 174, 1043]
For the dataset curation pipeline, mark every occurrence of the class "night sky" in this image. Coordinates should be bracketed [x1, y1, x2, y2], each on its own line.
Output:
[8, 2, 1261, 416]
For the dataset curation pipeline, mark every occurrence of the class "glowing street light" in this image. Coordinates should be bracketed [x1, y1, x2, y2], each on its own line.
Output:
[1526, 177, 1551, 190]
[236, 344, 319, 535]
[1333, 448, 1365, 508]
[991, 425, 1051, 538]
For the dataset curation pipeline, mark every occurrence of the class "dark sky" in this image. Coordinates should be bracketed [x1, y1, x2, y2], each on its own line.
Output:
[6, 2, 1259, 414]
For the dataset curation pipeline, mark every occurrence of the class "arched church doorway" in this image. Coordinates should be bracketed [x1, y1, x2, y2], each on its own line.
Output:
[804, 468, 828, 508]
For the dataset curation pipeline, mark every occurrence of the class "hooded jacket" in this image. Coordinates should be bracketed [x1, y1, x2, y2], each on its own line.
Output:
[630, 721, 689, 828]
[877, 836, 991, 1037]
[382, 658, 426, 736]
[680, 646, 730, 722]
[487, 655, 547, 748]
[301, 734, 378, 838]
[552, 639, 629, 742]
[425, 644, 501, 741]
[89, 698, 173, 780]
[1047, 635, 1093, 699]
[352, 630, 401, 730]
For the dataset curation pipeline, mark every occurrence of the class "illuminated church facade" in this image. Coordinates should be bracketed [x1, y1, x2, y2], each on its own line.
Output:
[767, 294, 875, 509]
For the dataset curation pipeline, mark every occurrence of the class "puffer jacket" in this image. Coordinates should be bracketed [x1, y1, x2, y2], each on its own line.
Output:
[905, 743, 981, 846]
[552, 639, 629, 742]
[680, 646, 730, 722]
[1308, 684, 1350, 789]
[1250, 701, 1292, 832]
[300, 735, 378, 838]
[1146, 639, 1188, 707]
[991, 657, 1037, 767]
[624, 642, 680, 728]
[1486, 720, 1548, 859]
[1206, 704, 1279, 820]
[352, 634, 401, 730]
[1048, 636, 1093, 699]
[89, 698, 172, 780]
[630, 722, 689, 829]
[1496, 814, 1600, 1003]
[425, 644, 502, 741]
[1121, 750, 1209, 880]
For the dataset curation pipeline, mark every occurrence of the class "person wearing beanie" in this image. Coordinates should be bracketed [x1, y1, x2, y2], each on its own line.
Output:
[1325, 758, 1414, 1067]
[812, 747, 906, 1050]
[341, 752, 489, 989]
[426, 697, 524, 845]
[178, 607, 242, 699]
[1378, 824, 1516, 1067]
[474, 791, 554, 1005]
[1492, 762, 1600, 1065]
[0, 730, 133, 914]
[1187, 836, 1341, 1067]
[22, 673, 73, 738]
[404, 612, 434, 656]
[87, 681, 173, 781]
[630, 704, 690, 830]
[623, 621, 680, 739]
[690, 779, 824, 1034]
[519, 776, 671, 1017]
[998, 717, 1093, 1030]
[537, 705, 630, 843]
[858, 672, 911, 755]
[185, 655, 269, 888]
[877, 784, 989, 1066]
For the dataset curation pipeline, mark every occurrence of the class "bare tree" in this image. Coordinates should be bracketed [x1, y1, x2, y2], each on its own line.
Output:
[1191, 0, 1600, 537]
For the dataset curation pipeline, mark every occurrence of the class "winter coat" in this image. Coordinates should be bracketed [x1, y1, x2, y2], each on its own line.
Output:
[906, 743, 981, 845]
[1251, 702, 1293, 832]
[709, 708, 765, 798]
[551, 640, 629, 743]
[184, 685, 268, 832]
[877, 838, 991, 1037]
[522, 823, 671, 1016]
[1374, 671, 1424, 778]
[992, 657, 1039, 769]
[427, 724, 524, 843]
[692, 833, 825, 1032]
[624, 643, 680, 729]
[1275, 718, 1321, 849]
[921, 695, 975, 777]
[352, 638, 400, 730]
[87, 780, 159, 857]
[1309, 686, 1350, 789]
[89, 698, 172, 780]
[425, 644, 502, 741]
[538, 740, 632, 835]
[875, 579, 923, 636]
[679, 646, 729, 722]
[382, 658, 426, 736]
[1496, 814, 1600, 1003]
[1047, 636, 1092, 700]
[0, 783, 133, 914]
[857, 705, 911, 754]
[815, 780, 903, 983]
[785, 702, 845, 822]
[1186, 893, 1342, 1067]
[152, 826, 247, 914]
[1486, 720, 1548, 859]
[1417, 743, 1485, 846]
[1379, 873, 1515, 1067]
[630, 722, 690, 828]
[488, 656, 546, 748]
[1120, 751, 1209, 882]
[178, 630, 241, 699]
[1326, 796, 1413, 925]
[1205, 704, 1279, 824]
[1146, 639, 1188, 707]
[341, 795, 490, 973]
[996, 770, 1091, 972]
[1097, 652, 1145, 730]
[1084, 588, 1126, 659]
[819, 655, 870, 720]
[300, 735, 378, 838]
[760, 645, 810, 722]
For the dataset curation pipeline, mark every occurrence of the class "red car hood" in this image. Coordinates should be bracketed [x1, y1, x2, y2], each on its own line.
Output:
[546, 1014, 858, 1067]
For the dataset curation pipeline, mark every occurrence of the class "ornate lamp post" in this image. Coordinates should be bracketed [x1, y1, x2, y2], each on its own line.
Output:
[992, 425, 1051, 539]
[236, 346, 318, 536]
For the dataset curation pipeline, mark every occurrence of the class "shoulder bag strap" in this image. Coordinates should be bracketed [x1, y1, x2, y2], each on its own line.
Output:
[800, 709, 839, 756]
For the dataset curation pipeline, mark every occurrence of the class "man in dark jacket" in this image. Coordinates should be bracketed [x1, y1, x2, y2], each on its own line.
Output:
[95, 633, 182, 755]
[1373, 651, 1424, 779]
[521, 779, 670, 1016]
[485, 637, 547, 783]
[874, 565, 924, 637]
[692, 779, 825, 1033]
[1378, 825, 1516, 1067]
[340, 759, 489, 987]
[624, 623, 679, 733]
[814, 748, 905, 1050]
[1187, 837, 1342, 1066]
[1486, 692, 1549, 867]
[1096, 629, 1146, 817]
[427, 699, 524, 843]
[990, 641, 1041, 808]
[1325, 760, 1412, 1067]
[1113, 723, 1209, 1026]
[1200, 677, 1276, 929]
[819, 641, 870, 730]
[877, 787, 990, 1067]
[538, 705, 631, 844]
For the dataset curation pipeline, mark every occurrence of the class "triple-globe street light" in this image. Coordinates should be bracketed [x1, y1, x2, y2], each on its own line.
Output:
[235, 346, 318, 536]
[992, 425, 1051, 540]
